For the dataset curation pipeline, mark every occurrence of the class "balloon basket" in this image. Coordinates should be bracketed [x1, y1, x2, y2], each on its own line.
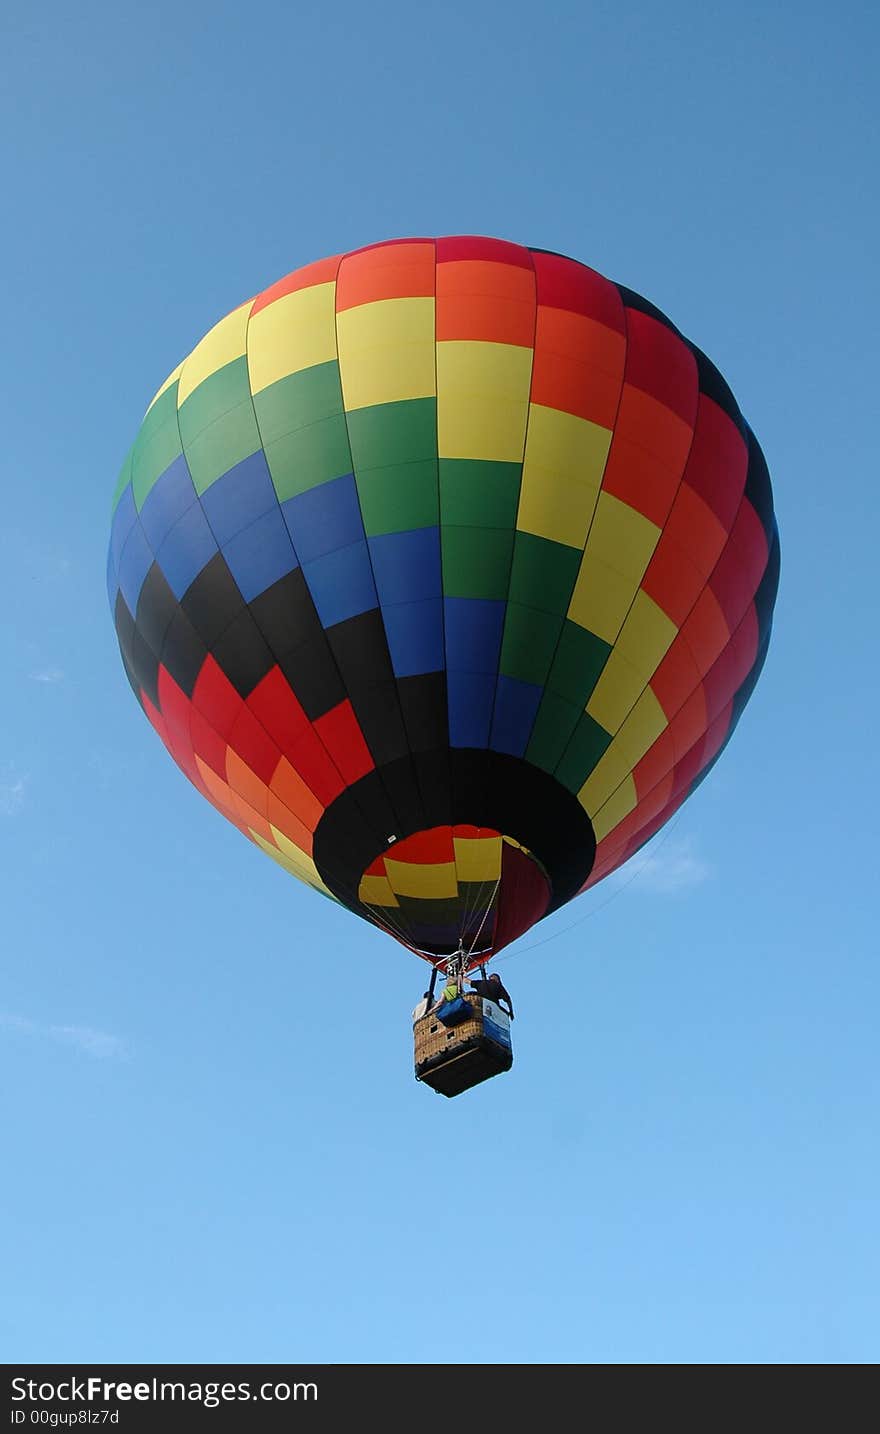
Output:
[413, 992, 513, 1098]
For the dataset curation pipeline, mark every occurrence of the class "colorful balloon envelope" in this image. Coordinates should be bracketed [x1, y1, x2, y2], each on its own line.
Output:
[108, 237, 779, 966]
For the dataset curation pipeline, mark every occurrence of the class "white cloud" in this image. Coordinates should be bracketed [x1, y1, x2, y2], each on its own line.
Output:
[53, 1025, 126, 1059]
[28, 666, 64, 684]
[0, 1012, 126, 1060]
[0, 765, 27, 816]
[632, 836, 711, 895]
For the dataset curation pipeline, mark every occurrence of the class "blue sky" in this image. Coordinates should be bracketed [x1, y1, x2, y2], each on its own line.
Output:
[1, 0, 878, 1364]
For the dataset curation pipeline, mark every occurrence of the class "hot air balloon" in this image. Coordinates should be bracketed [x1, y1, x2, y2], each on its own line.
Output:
[108, 236, 779, 1095]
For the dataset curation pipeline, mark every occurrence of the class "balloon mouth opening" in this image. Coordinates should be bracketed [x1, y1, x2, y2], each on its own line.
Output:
[356, 824, 551, 963]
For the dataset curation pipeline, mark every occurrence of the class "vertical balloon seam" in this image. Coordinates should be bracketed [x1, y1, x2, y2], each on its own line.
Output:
[441, 242, 541, 953]
[419, 239, 452, 875]
[340, 244, 436, 860]
[512, 258, 627, 782]
[591, 387, 768, 850]
[332, 244, 432, 946]
[548, 278, 622, 785]
[431, 239, 466, 949]
[239, 257, 430, 937]
[166, 314, 242, 833]
[555, 306, 748, 854]
[669, 505, 779, 816]
[426, 240, 474, 956]
[434, 242, 491, 953]
[478, 244, 540, 954]
[556, 294, 703, 835]
[627, 458, 768, 848]
[515, 257, 622, 774]
[483, 243, 538, 783]
[165, 288, 368, 908]
[311, 252, 408, 864]
[169, 508, 234, 842]
[543, 273, 632, 786]
[171, 332, 262, 854]
[236, 263, 373, 902]
[586, 468, 775, 882]
[169, 317, 273, 859]
[116, 389, 216, 814]
[167, 298, 339, 886]
[586, 591, 765, 886]
[106, 449, 132, 694]
[550, 298, 674, 798]
[110, 442, 133, 519]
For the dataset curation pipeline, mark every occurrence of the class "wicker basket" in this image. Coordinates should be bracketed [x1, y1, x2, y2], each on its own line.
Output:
[413, 992, 513, 1097]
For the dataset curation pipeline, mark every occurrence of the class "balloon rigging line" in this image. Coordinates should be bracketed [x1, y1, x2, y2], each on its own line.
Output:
[341, 808, 685, 970]
[460, 871, 492, 950]
[493, 810, 687, 966]
[361, 901, 424, 957]
[466, 874, 502, 961]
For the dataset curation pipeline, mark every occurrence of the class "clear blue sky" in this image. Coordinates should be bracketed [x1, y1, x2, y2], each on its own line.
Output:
[1, 0, 877, 1364]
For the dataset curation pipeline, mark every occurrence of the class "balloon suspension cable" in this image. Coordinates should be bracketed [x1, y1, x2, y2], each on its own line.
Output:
[491, 809, 688, 968]
[362, 903, 425, 958]
[464, 874, 502, 965]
